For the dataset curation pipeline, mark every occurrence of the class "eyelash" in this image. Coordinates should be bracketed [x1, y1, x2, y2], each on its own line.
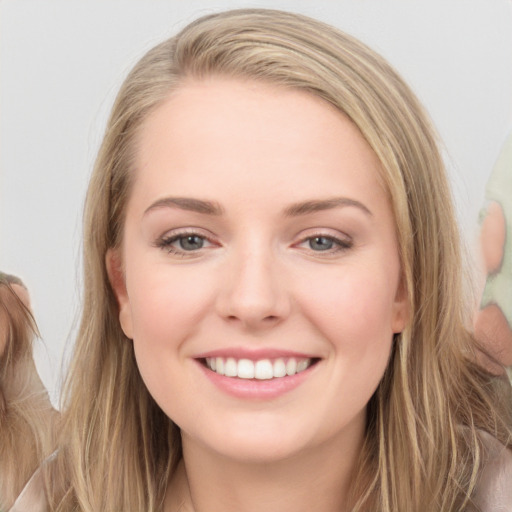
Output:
[155, 230, 352, 257]
[155, 231, 216, 257]
[295, 233, 353, 255]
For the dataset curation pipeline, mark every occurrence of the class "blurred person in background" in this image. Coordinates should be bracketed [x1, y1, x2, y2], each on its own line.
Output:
[0, 272, 58, 511]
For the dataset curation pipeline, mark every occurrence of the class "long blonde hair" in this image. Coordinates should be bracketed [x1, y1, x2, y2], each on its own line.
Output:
[0, 276, 57, 510]
[50, 9, 512, 511]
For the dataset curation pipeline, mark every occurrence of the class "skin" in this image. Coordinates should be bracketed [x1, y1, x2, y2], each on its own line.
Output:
[108, 78, 408, 512]
[475, 201, 512, 368]
[475, 304, 512, 367]
[480, 201, 506, 274]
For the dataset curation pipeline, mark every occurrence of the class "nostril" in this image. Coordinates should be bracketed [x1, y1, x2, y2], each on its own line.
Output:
[224, 313, 281, 327]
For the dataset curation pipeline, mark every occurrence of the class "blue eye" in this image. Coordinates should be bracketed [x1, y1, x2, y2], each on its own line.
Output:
[157, 232, 212, 255]
[308, 236, 335, 251]
[177, 235, 205, 251]
[297, 234, 352, 255]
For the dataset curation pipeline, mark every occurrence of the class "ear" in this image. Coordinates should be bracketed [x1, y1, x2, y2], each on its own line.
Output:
[106, 249, 134, 339]
[391, 274, 410, 334]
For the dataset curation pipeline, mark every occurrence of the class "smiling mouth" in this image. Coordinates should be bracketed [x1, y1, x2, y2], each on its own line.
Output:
[202, 357, 319, 380]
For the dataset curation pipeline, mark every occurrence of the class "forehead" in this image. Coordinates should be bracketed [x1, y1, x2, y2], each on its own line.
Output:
[132, 77, 388, 213]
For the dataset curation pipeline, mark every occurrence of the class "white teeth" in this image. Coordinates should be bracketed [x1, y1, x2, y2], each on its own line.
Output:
[273, 358, 286, 378]
[255, 360, 273, 380]
[296, 359, 309, 372]
[205, 357, 313, 379]
[286, 358, 297, 376]
[215, 357, 224, 375]
[237, 359, 255, 379]
[224, 358, 237, 377]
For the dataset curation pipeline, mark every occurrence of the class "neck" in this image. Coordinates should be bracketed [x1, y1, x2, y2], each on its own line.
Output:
[165, 426, 364, 512]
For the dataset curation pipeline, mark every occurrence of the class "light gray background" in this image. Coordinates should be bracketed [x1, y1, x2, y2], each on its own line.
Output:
[1, 0, 512, 407]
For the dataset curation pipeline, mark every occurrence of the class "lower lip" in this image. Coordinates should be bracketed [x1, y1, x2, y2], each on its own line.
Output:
[196, 360, 317, 399]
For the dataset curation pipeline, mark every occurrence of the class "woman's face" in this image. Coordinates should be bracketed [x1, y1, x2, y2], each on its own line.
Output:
[109, 78, 408, 462]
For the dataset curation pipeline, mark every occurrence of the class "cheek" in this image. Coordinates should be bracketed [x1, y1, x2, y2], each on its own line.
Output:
[300, 263, 398, 354]
[127, 266, 217, 420]
[126, 257, 216, 339]
[125, 261, 220, 400]
[288, 265, 397, 438]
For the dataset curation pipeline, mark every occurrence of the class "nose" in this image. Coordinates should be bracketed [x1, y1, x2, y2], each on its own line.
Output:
[216, 246, 291, 330]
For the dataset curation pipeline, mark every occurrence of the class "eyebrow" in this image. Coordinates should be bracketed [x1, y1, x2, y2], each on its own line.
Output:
[144, 197, 224, 216]
[143, 196, 372, 218]
[283, 197, 372, 217]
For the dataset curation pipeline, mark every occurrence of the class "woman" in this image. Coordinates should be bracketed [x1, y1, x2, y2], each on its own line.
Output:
[39, 9, 511, 511]
[475, 132, 512, 374]
[0, 273, 57, 511]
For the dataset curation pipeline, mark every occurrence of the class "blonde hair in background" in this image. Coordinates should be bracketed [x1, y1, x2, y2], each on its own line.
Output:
[0, 277, 57, 510]
[49, 9, 512, 511]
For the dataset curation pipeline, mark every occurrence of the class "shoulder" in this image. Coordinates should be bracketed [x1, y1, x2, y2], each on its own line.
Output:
[473, 431, 512, 512]
[8, 467, 47, 512]
[7, 451, 57, 512]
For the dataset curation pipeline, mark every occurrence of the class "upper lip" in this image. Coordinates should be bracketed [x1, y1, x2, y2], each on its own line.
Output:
[194, 348, 320, 360]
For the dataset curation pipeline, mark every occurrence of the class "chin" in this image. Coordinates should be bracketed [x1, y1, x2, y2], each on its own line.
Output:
[181, 410, 327, 464]
[204, 434, 311, 464]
